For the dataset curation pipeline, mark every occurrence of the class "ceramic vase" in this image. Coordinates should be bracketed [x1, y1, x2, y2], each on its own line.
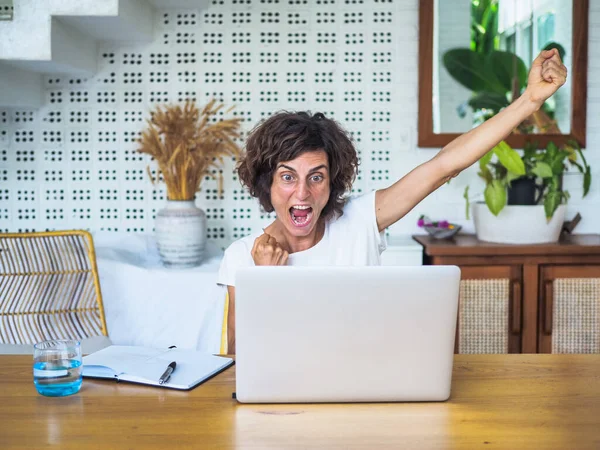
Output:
[472, 202, 566, 244]
[155, 199, 206, 268]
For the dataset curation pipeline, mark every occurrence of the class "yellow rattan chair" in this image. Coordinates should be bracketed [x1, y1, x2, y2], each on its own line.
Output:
[0, 230, 108, 345]
[220, 291, 229, 354]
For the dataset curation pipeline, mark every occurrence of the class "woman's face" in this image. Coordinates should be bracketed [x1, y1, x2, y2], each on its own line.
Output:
[270, 150, 331, 238]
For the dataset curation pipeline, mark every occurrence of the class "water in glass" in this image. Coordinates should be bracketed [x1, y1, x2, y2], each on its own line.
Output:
[33, 339, 82, 397]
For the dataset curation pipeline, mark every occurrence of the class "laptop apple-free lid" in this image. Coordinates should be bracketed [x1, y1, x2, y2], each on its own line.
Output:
[235, 265, 461, 403]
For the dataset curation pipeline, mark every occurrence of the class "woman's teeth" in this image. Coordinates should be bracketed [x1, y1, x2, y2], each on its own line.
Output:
[290, 206, 313, 226]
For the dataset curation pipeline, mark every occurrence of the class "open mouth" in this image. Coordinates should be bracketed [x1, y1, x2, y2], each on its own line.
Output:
[289, 205, 313, 228]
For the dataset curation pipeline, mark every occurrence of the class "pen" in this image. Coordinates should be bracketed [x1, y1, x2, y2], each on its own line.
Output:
[158, 361, 177, 385]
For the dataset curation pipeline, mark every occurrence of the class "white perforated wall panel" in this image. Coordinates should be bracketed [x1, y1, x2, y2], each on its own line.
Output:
[0, 2, 417, 250]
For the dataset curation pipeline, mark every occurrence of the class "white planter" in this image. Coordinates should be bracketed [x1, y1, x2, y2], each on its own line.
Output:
[155, 200, 207, 268]
[472, 203, 566, 244]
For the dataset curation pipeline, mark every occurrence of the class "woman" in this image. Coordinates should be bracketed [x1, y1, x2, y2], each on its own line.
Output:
[218, 49, 567, 352]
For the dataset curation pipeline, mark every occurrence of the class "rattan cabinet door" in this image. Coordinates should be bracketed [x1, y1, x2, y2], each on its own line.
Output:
[539, 266, 600, 354]
[457, 266, 522, 354]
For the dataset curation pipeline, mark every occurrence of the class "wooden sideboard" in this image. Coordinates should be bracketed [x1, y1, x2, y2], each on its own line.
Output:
[413, 234, 600, 354]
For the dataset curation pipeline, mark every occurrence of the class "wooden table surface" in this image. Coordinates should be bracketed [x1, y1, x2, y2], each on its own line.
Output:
[1, 354, 599, 449]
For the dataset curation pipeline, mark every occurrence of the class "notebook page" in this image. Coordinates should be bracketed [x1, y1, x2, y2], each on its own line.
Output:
[83, 345, 167, 379]
[147, 348, 233, 389]
[83, 345, 233, 389]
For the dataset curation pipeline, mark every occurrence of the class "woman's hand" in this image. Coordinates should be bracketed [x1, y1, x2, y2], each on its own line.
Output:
[525, 48, 568, 107]
[251, 232, 289, 266]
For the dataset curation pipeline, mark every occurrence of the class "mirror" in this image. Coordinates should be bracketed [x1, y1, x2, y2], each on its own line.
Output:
[418, 0, 588, 148]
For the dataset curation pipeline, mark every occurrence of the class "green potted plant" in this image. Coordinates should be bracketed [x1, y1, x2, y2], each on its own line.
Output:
[441, 0, 587, 244]
[463, 140, 591, 244]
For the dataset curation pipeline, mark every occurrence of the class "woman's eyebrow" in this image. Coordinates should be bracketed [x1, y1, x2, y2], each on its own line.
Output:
[277, 164, 328, 173]
[308, 165, 328, 174]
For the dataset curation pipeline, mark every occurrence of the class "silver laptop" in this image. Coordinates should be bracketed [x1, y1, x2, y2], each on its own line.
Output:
[235, 265, 461, 403]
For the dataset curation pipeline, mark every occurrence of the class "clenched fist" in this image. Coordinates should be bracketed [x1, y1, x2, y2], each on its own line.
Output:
[526, 48, 568, 106]
[251, 232, 289, 266]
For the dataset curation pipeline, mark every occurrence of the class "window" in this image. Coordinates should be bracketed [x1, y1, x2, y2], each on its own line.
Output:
[537, 12, 555, 50]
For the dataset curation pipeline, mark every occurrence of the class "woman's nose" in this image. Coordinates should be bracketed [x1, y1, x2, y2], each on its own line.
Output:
[296, 180, 310, 199]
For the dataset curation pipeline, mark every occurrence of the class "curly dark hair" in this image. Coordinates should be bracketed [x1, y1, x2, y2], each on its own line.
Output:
[237, 111, 359, 221]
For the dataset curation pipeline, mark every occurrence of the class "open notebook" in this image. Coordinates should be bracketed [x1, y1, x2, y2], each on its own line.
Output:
[82, 345, 234, 390]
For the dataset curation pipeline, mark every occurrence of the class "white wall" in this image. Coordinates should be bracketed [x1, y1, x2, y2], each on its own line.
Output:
[0, 0, 599, 246]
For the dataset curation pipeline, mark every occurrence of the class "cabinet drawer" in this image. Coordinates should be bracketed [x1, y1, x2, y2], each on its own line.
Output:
[457, 266, 522, 354]
[540, 266, 600, 354]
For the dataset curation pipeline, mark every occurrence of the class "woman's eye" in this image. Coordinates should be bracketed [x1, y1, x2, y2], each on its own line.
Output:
[311, 175, 323, 182]
[282, 174, 293, 182]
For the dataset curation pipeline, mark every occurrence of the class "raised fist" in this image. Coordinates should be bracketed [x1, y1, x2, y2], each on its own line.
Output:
[251, 232, 289, 266]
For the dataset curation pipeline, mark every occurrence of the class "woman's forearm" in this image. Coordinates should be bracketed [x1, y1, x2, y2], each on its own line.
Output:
[437, 90, 541, 174]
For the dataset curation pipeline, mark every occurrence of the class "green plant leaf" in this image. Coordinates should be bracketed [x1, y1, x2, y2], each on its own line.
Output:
[480, 149, 494, 166]
[532, 162, 553, 178]
[484, 180, 507, 216]
[477, 168, 493, 184]
[471, 0, 499, 54]
[569, 139, 587, 166]
[443, 49, 507, 94]
[523, 140, 538, 161]
[546, 141, 558, 158]
[568, 140, 592, 197]
[477, 150, 495, 184]
[490, 161, 508, 181]
[544, 190, 562, 220]
[584, 170, 592, 197]
[550, 151, 570, 175]
[569, 160, 584, 173]
[468, 92, 509, 111]
[473, 23, 486, 35]
[487, 50, 528, 91]
[493, 141, 526, 175]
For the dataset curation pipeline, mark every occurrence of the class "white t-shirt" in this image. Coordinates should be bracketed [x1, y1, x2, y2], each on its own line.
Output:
[217, 190, 387, 287]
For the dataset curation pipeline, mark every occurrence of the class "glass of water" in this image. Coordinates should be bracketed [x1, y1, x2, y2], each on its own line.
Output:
[33, 339, 82, 397]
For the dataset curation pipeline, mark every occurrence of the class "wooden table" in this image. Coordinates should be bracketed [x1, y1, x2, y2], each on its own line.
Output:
[1, 355, 599, 449]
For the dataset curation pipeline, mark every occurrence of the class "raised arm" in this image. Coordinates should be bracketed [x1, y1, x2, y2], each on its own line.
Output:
[375, 49, 567, 232]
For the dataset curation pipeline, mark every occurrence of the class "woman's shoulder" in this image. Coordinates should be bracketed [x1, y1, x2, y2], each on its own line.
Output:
[339, 190, 377, 219]
[218, 231, 261, 286]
